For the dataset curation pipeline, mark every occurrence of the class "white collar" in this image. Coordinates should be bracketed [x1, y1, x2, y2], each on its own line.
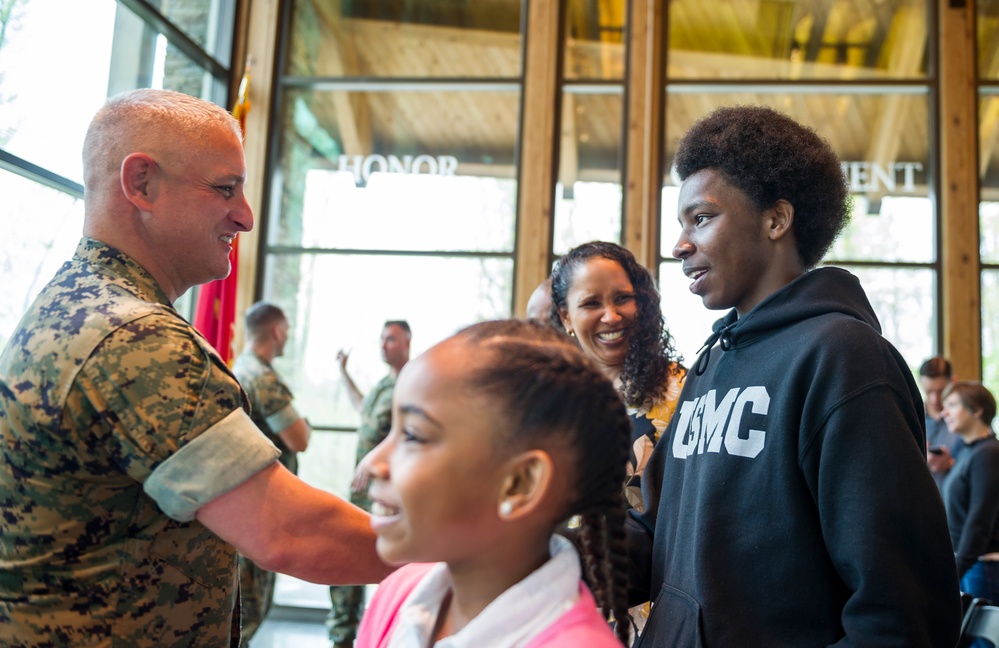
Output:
[387, 535, 581, 648]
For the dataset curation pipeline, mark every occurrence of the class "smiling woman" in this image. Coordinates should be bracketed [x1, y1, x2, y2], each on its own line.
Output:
[549, 241, 685, 511]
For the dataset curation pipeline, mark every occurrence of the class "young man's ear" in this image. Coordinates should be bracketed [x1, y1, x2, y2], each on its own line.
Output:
[496, 449, 554, 520]
[120, 152, 159, 211]
[766, 199, 795, 241]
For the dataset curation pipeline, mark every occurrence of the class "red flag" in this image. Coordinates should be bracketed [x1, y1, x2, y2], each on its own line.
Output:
[192, 60, 251, 364]
[193, 240, 239, 363]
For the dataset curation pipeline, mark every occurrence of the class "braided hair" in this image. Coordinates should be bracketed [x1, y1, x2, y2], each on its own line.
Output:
[457, 319, 632, 645]
[549, 241, 683, 409]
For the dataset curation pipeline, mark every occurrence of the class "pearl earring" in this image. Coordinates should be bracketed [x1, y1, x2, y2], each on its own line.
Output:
[567, 330, 575, 337]
[499, 500, 514, 517]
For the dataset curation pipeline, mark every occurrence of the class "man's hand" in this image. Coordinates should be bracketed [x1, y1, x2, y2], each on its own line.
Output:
[926, 444, 955, 474]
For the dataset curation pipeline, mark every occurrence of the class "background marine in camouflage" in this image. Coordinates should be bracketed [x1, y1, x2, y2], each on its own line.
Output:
[232, 301, 312, 642]
[328, 320, 411, 648]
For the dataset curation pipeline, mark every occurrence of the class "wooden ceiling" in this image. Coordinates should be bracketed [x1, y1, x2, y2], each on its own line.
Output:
[285, 0, 998, 191]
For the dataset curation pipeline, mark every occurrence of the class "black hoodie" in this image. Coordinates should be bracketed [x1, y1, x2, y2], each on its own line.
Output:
[627, 267, 962, 647]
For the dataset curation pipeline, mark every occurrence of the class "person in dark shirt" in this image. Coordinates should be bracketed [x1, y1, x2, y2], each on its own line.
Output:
[921, 356, 962, 491]
[941, 381, 999, 603]
[625, 105, 961, 647]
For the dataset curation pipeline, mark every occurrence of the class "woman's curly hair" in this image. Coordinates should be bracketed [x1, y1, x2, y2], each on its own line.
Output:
[673, 105, 851, 268]
[548, 241, 682, 409]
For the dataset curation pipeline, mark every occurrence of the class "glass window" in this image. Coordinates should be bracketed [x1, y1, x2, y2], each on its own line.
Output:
[843, 266, 936, 373]
[0, 1, 119, 182]
[269, 89, 519, 252]
[983, 201, 999, 265]
[0, 170, 83, 349]
[662, 93, 934, 269]
[261, 254, 513, 430]
[663, 93, 930, 178]
[658, 261, 721, 366]
[554, 91, 623, 253]
[145, 0, 235, 65]
[979, 0, 999, 80]
[0, 1, 227, 184]
[658, 256, 936, 374]
[981, 91, 999, 388]
[0, 1, 233, 346]
[286, 426, 360, 502]
[667, 0, 930, 80]
[108, 4, 228, 104]
[659, 187, 723, 362]
[661, 92, 934, 367]
[564, 0, 625, 80]
[829, 195, 934, 263]
[984, 271, 999, 397]
[285, 0, 523, 78]
[270, 0, 526, 607]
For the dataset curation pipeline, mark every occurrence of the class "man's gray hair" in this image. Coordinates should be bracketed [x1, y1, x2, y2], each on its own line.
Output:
[82, 88, 239, 190]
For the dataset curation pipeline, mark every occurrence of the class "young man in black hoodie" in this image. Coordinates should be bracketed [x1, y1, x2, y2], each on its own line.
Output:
[626, 106, 962, 647]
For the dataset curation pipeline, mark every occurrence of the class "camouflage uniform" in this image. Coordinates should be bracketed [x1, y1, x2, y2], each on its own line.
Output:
[327, 374, 395, 647]
[231, 350, 304, 642]
[232, 351, 302, 475]
[0, 238, 280, 647]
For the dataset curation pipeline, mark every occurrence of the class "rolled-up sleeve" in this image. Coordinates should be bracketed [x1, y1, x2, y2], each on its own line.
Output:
[144, 407, 280, 521]
[266, 402, 301, 434]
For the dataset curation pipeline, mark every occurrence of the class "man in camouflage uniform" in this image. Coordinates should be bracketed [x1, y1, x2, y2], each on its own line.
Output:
[232, 301, 312, 643]
[0, 89, 389, 648]
[327, 320, 411, 648]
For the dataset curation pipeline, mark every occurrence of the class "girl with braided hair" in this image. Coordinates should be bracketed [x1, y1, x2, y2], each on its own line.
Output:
[356, 319, 631, 647]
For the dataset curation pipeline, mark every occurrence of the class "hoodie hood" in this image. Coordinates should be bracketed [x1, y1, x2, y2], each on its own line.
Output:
[692, 267, 880, 375]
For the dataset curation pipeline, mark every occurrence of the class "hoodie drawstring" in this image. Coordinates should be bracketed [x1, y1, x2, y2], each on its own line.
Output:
[693, 323, 735, 376]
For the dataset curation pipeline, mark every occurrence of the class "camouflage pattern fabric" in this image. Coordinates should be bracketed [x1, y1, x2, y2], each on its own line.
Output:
[328, 373, 395, 645]
[232, 350, 299, 474]
[351, 374, 395, 511]
[327, 584, 365, 647]
[231, 350, 302, 641]
[237, 555, 276, 643]
[0, 238, 255, 647]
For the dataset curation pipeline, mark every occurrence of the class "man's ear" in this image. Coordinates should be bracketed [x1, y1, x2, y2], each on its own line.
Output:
[766, 199, 795, 241]
[120, 152, 158, 211]
[496, 449, 554, 521]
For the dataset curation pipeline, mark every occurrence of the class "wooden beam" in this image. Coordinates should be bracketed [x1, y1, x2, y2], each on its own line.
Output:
[940, 0, 982, 380]
[514, 0, 564, 317]
[233, 0, 281, 353]
[622, 0, 665, 270]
